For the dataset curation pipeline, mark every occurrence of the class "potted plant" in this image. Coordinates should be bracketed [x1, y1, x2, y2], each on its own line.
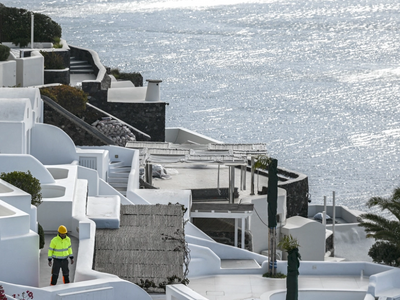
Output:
[40, 50, 70, 85]
[278, 235, 301, 300]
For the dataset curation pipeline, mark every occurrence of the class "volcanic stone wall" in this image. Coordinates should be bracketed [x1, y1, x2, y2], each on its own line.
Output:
[44, 103, 111, 146]
[88, 94, 167, 142]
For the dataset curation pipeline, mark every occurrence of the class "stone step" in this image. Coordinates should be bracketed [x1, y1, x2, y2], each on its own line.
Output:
[107, 177, 128, 183]
[70, 64, 93, 69]
[70, 69, 94, 74]
[220, 259, 261, 269]
[108, 172, 130, 178]
[70, 60, 90, 66]
[109, 165, 131, 172]
[110, 161, 125, 167]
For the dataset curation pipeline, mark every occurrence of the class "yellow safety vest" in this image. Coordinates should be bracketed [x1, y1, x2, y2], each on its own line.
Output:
[48, 235, 73, 260]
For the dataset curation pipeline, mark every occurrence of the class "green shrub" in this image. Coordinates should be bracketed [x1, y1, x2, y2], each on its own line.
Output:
[38, 223, 45, 249]
[262, 272, 286, 278]
[40, 87, 57, 100]
[368, 241, 400, 266]
[278, 235, 300, 252]
[0, 5, 61, 47]
[40, 50, 65, 69]
[109, 67, 143, 87]
[0, 44, 10, 61]
[53, 37, 63, 49]
[0, 171, 42, 206]
[40, 85, 88, 116]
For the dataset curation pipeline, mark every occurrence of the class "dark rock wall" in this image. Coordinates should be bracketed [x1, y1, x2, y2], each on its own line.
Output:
[44, 69, 70, 85]
[280, 176, 309, 218]
[44, 103, 109, 146]
[88, 95, 167, 142]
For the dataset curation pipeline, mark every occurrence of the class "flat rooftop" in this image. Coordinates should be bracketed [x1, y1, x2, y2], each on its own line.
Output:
[152, 163, 262, 204]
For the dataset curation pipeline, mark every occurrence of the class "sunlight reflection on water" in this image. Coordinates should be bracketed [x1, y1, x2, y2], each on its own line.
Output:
[6, 0, 400, 214]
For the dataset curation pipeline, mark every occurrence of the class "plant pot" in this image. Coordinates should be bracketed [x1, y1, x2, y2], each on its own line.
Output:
[44, 67, 70, 85]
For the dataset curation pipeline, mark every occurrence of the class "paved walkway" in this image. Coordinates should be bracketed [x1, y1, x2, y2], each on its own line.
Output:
[39, 234, 79, 288]
[70, 73, 96, 87]
[187, 274, 369, 300]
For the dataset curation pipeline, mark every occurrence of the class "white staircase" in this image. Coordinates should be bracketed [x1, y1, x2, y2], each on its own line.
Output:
[107, 161, 131, 196]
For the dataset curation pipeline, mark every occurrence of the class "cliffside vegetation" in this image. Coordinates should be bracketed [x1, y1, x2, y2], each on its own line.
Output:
[40, 85, 88, 116]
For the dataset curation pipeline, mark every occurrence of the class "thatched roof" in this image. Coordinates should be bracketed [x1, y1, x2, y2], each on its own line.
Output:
[94, 204, 184, 291]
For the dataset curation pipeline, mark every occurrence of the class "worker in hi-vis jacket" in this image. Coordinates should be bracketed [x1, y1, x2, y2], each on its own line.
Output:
[48, 225, 74, 285]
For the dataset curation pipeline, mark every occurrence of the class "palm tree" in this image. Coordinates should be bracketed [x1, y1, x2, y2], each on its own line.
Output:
[358, 187, 400, 266]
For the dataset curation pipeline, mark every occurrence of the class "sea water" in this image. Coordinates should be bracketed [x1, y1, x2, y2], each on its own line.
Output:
[5, 0, 400, 216]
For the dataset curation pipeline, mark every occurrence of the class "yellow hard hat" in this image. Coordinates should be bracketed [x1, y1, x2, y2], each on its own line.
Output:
[58, 225, 67, 234]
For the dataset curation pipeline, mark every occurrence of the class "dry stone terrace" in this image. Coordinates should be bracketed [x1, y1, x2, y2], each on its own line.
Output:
[94, 204, 186, 293]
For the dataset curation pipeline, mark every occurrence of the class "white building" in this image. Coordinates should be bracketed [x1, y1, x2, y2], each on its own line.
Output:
[0, 49, 399, 299]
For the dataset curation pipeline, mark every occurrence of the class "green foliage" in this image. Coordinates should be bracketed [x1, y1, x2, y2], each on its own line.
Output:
[0, 44, 10, 61]
[0, 171, 42, 206]
[109, 68, 143, 87]
[262, 272, 286, 278]
[53, 37, 63, 49]
[368, 241, 400, 266]
[0, 5, 61, 47]
[38, 223, 45, 249]
[359, 187, 400, 265]
[40, 85, 88, 116]
[39, 87, 57, 100]
[40, 50, 65, 69]
[278, 235, 300, 253]
[253, 154, 272, 170]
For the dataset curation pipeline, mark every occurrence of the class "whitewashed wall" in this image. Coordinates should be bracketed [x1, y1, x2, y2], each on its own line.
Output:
[0, 98, 32, 154]
[0, 179, 37, 231]
[249, 188, 287, 254]
[31, 123, 78, 165]
[13, 50, 44, 87]
[0, 200, 39, 287]
[0, 154, 55, 184]
[0, 60, 16, 87]
[281, 216, 325, 261]
[0, 88, 43, 125]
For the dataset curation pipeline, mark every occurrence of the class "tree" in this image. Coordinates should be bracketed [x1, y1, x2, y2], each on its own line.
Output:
[0, 171, 42, 206]
[0, 5, 61, 47]
[358, 187, 400, 266]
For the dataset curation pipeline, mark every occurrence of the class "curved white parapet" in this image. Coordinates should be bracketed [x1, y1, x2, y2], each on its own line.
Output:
[165, 127, 223, 144]
[166, 284, 208, 300]
[262, 289, 367, 300]
[86, 195, 120, 228]
[41, 185, 66, 198]
[0, 154, 55, 184]
[47, 167, 69, 180]
[187, 243, 221, 278]
[0, 182, 13, 193]
[367, 268, 400, 298]
[31, 123, 78, 165]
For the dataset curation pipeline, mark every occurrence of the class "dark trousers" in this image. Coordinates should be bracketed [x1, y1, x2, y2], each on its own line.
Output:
[51, 258, 70, 285]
